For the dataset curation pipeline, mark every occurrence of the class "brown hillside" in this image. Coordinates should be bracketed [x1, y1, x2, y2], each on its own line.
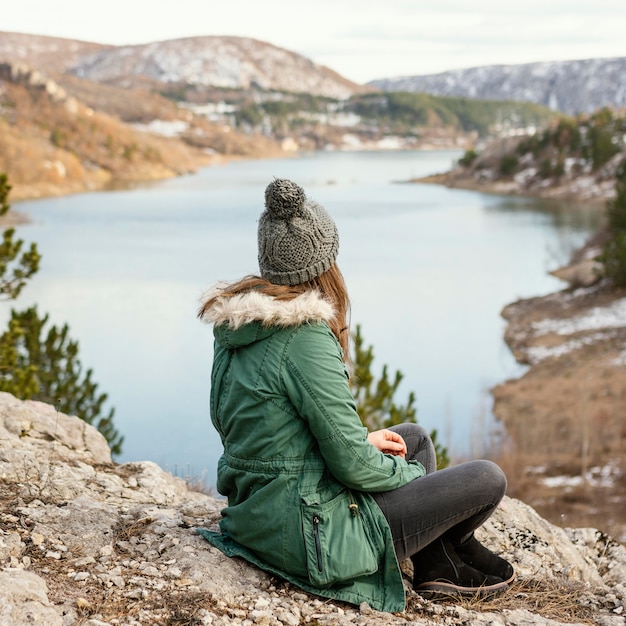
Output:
[0, 64, 284, 200]
[54, 74, 184, 123]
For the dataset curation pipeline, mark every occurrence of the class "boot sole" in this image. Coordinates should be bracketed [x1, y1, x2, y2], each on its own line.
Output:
[415, 578, 509, 599]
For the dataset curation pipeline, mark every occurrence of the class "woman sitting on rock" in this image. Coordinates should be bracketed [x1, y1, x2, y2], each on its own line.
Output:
[197, 178, 514, 612]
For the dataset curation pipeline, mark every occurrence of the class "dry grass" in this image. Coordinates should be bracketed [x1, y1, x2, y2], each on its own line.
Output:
[114, 515, 155, 544]
[463, 577, 595, 623]
[405, 576, 597, 624]
[487, 436, 626, 544]
[74, 589, 222, 626]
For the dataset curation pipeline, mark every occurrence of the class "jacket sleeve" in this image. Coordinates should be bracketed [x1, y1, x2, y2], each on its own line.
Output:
[281, 323, 425, 492]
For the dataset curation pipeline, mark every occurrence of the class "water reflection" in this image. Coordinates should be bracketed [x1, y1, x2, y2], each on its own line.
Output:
[485, 195, 605, 230]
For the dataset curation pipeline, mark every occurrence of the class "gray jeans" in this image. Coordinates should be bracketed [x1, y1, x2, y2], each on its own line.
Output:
[371, 424, 507, 562]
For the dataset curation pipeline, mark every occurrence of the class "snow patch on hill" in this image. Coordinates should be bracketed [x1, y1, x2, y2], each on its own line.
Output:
[370, 58, 626, 115]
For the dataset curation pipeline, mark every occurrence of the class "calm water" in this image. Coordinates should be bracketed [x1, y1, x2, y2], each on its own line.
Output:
[9, 150, 601, 486]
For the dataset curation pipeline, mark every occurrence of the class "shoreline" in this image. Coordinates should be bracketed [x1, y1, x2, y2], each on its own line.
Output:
[1, 151, 273, 224]
[412, 171, 611, 207]
[0, 210, 31, 227]
[490, 276, 626, 544]
[4, 152, 232, 205]
[3, 141, 320, 213]
[413, 173, 625, 543]
[11, 147, 597, 207]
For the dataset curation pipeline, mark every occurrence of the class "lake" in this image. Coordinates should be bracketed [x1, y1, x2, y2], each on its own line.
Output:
[8, 150, 602, 487]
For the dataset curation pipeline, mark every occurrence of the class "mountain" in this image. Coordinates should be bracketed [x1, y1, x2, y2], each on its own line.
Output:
[0, 32, 366, 100]
[0, 31, 109, 75]
[4, 32, 625, 115]
[369, 58, 626, 115]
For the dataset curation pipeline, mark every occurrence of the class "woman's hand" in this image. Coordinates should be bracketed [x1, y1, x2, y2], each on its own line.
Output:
[367, 429, 407, 459]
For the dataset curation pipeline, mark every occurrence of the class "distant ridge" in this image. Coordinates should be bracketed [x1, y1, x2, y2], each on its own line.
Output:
[3, 32, 624, 112]
[0, 31, 110, 74]
[0, 32, 367, 99]
[368, 58, 626, 115]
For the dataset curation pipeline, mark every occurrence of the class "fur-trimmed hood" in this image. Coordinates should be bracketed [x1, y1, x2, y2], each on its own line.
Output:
[199, 283, 335, 349]
[199, 284, 335, 329]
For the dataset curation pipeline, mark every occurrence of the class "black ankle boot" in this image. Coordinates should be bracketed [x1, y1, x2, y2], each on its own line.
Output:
[454, 535, 515, 584]
[411, 538, 509, 598]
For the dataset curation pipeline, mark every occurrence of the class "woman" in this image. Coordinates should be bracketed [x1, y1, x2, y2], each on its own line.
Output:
[197, 178, 514, 612]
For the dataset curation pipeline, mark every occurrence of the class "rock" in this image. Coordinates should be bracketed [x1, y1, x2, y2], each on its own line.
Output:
[0, 569, 64, 626]
[550, 258, 603, 287]
[0, 391, 624, 625]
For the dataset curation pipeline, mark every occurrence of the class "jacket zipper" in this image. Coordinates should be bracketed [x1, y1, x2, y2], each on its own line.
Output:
[348, 491, 359, 516]
[312, 515, 323, 573]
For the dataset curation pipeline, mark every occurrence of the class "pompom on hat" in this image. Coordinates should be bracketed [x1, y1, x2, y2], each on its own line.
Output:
[258, 178, 339, 286]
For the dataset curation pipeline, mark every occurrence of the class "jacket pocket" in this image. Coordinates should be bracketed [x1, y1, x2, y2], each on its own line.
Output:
[301, 490, 379, 588]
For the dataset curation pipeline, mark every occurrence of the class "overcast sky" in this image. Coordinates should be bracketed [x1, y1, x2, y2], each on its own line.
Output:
[3, 1, 626, 83]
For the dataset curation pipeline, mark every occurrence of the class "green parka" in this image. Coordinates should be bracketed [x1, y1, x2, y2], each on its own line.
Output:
[198, 286, 425, 612]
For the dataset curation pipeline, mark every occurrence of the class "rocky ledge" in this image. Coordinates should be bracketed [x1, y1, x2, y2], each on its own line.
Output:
[0, 392, 625, 626]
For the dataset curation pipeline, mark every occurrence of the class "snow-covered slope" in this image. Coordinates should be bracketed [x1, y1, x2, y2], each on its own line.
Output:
[369, 58, 626, 115]
[70, 36, 361, 98]
[0, 32, 362, 99]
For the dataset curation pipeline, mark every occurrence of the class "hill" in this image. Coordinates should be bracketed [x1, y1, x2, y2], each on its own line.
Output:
[0, 33, 369, 199]
[0, 32, 367, 100]
[343, 91, 555, 139]
[369, 57, 626, 115]
[0, 61, 285, 200]
[418, 108, 626, 203]
[0, 31, 109, 75]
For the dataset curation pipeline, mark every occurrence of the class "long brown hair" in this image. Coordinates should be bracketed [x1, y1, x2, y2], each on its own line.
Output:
[198, 263, 351, 362]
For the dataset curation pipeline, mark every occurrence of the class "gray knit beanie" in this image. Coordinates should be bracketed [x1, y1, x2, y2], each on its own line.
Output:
[258, 178, 339, 286]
